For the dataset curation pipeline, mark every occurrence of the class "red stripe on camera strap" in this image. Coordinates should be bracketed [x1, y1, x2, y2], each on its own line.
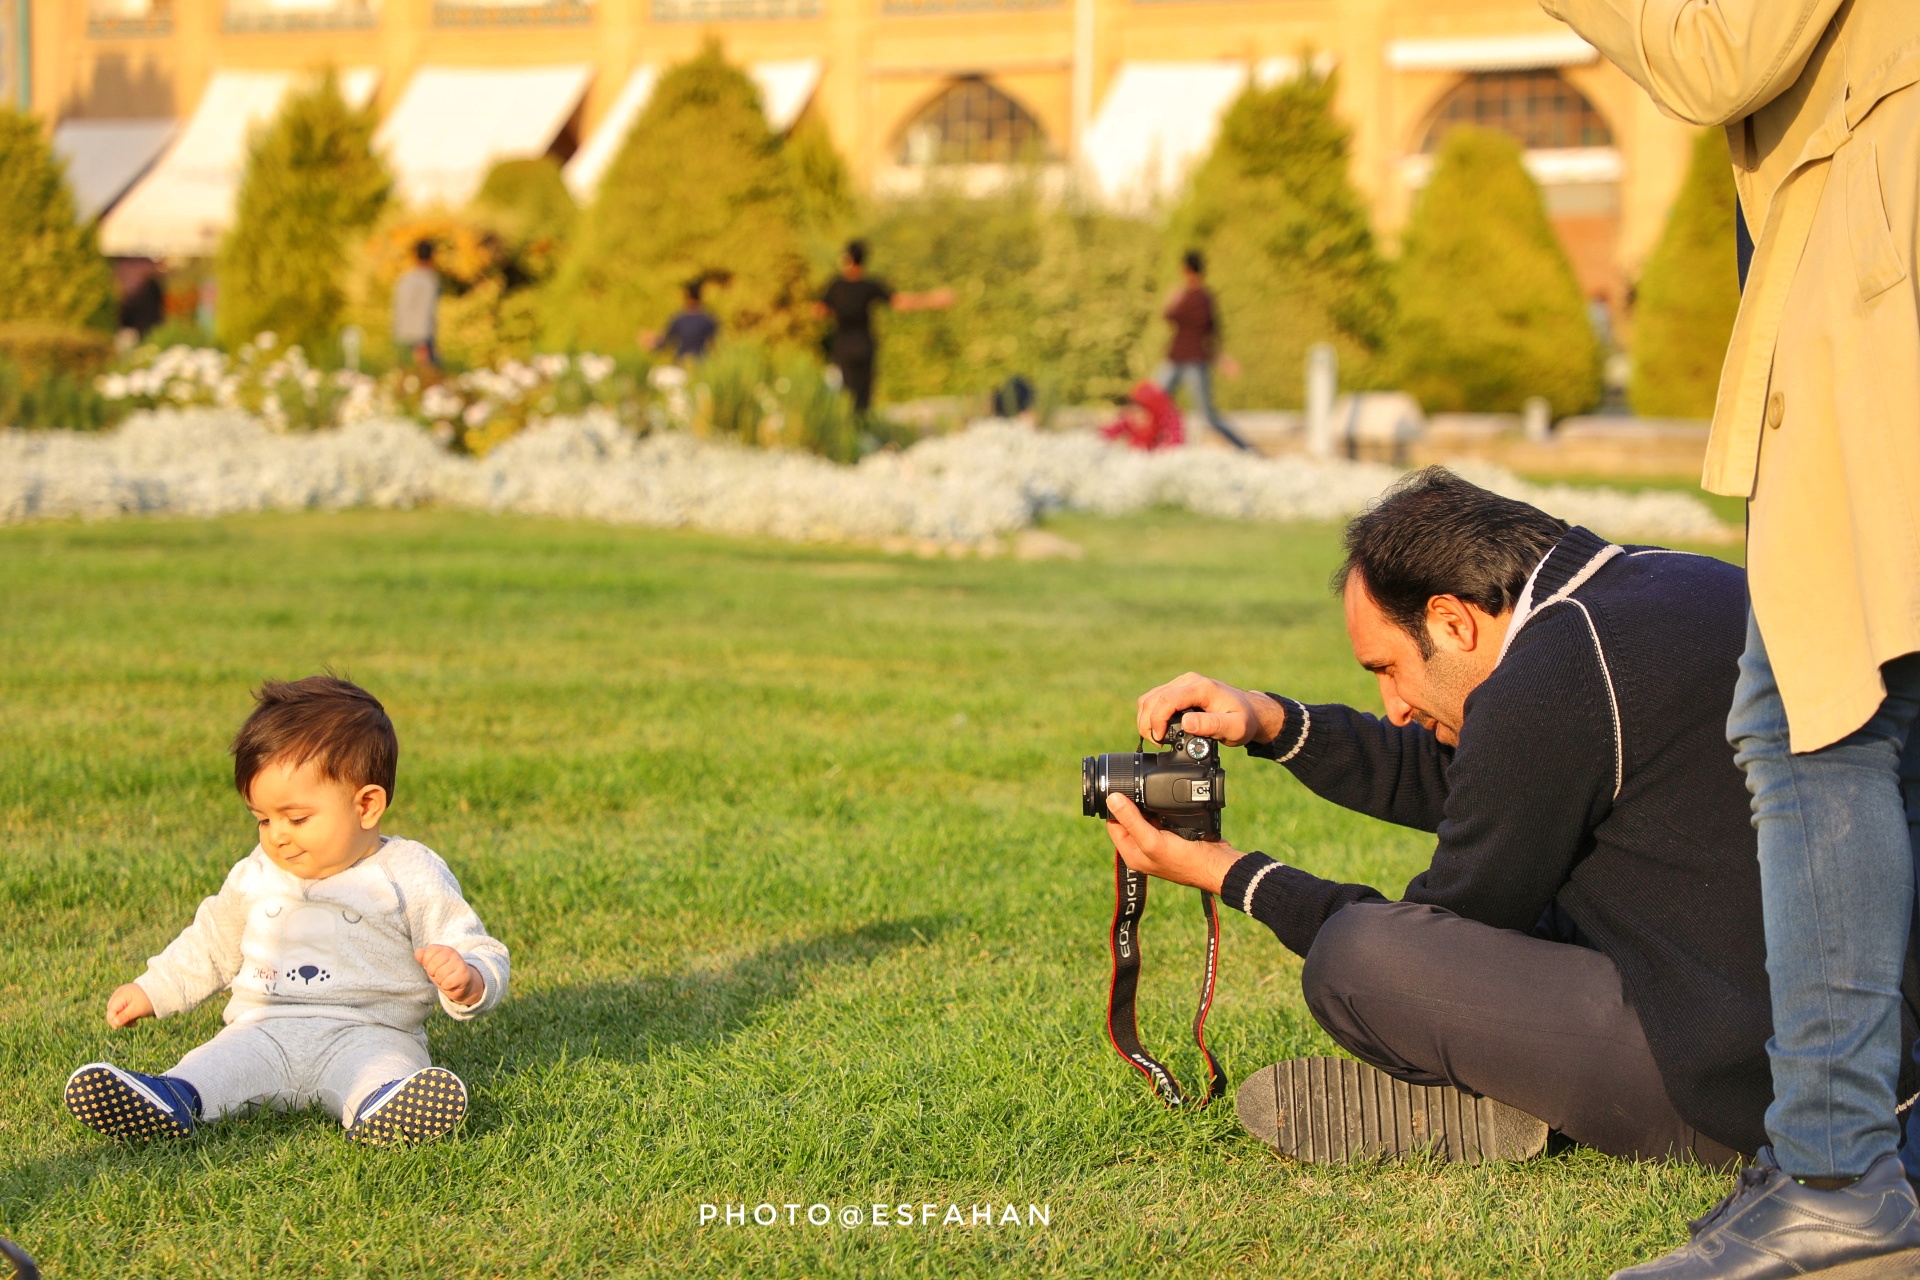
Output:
[1106, 853, 1227, 1108]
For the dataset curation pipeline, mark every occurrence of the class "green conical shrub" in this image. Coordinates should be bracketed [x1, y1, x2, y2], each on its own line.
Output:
[1170, 69, 1393, 408]
[216, 70, 391, 352]
[0, 107, 116, 331]
[1389, 126, 1601, 416]
[1630, 129, 1740, 418]
[473, 156, 578, 268]
[544, 40, 810, 351]
[785, 111, 859, 275]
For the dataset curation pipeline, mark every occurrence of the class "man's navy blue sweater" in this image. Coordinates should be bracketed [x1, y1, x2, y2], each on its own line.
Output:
[1221, 526, 1772, 1152]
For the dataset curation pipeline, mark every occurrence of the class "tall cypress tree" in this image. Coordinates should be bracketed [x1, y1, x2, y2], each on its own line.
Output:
[544, 40, 810, 351]
[216, 70, 391, 352]
[1390, 126, 1601, 416]
[0, 107, 116, 331]
[1630, 129, 1741, 419]
[1171, 69, 1392, 408]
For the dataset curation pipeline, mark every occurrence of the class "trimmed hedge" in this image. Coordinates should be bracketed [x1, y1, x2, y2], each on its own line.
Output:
[216, 70, 391, 353]
[1631, 129, 1741, 419]
[1390, 126, 1601, 416]
[544, 41, 811, 352]
[1171, 70, 1393, 408]
[865, 184, 1160, 408]
[0, 107, 116, 334]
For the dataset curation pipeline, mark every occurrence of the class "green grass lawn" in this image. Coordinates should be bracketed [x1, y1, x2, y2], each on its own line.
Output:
[1, 509, 1741, 1279]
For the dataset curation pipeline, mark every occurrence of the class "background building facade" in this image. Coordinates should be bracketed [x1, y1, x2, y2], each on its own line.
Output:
[26, 0, 1697, 317]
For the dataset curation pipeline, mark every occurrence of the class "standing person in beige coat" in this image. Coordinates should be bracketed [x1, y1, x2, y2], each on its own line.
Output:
[1542, 2, 1920, 1277]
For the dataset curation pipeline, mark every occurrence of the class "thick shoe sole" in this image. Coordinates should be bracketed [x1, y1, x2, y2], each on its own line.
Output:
[64, 1065, 192, 1140]
[348, 1068, 467, 1146]
[1237, 1057, 1548, 1165]
[1802, 1249, 1920, 1279]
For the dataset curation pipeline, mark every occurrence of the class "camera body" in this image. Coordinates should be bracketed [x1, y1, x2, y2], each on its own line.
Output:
[1082, 710, 1226, 842]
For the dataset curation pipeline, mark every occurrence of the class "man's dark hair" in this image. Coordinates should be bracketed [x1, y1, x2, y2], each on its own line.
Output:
[1183, 249, 1205, 275]
[1333, 467, 1568, 658]
[413, 239, 434, 264]
[232, 675, 398, 804]
[682, 278, 704, 302]
[845, 239, 868, 267]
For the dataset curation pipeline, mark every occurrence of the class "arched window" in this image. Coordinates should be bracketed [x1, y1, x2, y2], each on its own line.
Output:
[895, 77, 1050, 166]
[1421, 70, 1613, 152]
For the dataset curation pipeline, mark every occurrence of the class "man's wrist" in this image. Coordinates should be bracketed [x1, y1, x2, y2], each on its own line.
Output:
[1248, 690, 1287, 745]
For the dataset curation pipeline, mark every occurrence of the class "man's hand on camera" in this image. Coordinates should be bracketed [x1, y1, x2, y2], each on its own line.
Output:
[1136, 672, 1286, 747]
[1103, 794, 1242, 894]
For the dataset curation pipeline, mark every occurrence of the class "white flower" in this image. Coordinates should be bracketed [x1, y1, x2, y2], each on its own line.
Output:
[254, 332, 277, 351]
[649, 365, 688, 391]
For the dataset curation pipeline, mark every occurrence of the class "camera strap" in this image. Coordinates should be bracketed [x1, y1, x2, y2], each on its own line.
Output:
[1106, 852, 1227, 1107]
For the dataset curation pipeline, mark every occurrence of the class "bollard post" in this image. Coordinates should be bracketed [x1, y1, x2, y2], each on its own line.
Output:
[1523, 396, 1552, 444]
[1305, 343, 1337, 458]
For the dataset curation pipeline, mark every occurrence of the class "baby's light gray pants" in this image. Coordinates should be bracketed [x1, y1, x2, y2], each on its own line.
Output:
[170, 1016, 432, 1124]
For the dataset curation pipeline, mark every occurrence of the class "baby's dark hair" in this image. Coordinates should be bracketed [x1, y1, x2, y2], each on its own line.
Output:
[232, 675, 398, 804]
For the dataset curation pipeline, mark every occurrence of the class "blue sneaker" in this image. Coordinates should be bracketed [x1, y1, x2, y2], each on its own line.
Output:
[64, 1063, 199, 1140]
[346, 1067, 466, 1146]
[1610, 1147, 1920, 1278]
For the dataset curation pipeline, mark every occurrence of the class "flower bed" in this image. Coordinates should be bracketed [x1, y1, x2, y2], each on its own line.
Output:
[0, 410, 1736, 547]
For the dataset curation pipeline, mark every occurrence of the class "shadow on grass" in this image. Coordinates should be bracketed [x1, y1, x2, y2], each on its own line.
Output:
[442, 914, 956, 1075]
[0, 917, 952, 1220]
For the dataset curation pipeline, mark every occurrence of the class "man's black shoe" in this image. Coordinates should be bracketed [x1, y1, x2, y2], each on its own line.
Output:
[1609, 1147, 1920, 1278]
[1236, 1057, 1547, 1165]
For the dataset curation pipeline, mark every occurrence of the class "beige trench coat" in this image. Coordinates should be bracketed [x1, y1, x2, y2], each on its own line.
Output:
[1542, 0, 1920, 751]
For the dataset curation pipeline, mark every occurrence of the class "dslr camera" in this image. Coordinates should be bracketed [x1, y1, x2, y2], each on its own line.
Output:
[1082, 710, 1226, 841]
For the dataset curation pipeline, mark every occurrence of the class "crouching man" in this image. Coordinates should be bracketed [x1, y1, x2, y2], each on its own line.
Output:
[1111, 469, 1916, 1166]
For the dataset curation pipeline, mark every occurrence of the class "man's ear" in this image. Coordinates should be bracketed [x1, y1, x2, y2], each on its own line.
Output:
[1424, 594, 1480, 655]
[354, 784, 389, 830]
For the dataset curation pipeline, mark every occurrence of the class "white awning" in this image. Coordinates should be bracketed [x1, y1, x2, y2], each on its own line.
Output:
[563, 64, 658, 199]
[751, 59, 822, 133]
[1400, 145, 1623, 188]
[377, 65, 592, 208]
[1082, 62, 1249, 208]
[1386, 33, 1599, 73]
[99, 68, 378, 259]
[564, 58, 819, 200]
[53, 119, 175, 222]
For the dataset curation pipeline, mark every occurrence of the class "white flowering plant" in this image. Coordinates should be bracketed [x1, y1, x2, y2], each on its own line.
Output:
[91, 336, 866, 460]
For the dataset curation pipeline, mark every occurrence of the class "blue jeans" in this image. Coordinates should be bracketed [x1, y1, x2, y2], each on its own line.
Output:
[1727, 610, 1920, 1177]
[1158, 361, 1251, 451]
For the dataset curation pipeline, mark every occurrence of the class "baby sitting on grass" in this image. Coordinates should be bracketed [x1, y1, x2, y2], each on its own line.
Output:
[65, 675, 508, 1146]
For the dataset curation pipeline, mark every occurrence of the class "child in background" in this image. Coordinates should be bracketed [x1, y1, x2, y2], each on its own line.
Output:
[1100, 382, 1186, 452]
[65, 676, 508, 1146]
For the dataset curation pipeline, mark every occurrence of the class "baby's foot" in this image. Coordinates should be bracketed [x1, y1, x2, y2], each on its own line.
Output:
[65, 1063, 199, 1139]
[347, 1067, 466, 1146]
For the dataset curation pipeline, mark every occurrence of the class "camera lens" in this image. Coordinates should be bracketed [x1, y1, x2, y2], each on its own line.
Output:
[1082, 752, 1140, 818]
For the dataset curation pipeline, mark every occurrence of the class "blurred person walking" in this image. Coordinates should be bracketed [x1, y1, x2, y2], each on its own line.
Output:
[1160, 251, 1251, 452]
[392, 240, 440, 370]
[646, 278, 720, 363]
[1541, 1, 1920, 1276]
[815, 240, 952, 417]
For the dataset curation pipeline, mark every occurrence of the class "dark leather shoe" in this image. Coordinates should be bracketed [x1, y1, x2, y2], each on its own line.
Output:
[1610, 1147, 1920, 1278]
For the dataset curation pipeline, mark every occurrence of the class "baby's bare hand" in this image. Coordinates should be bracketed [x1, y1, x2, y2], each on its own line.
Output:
[415, 944, 485, 1007]
[106, 982, 154, 1028]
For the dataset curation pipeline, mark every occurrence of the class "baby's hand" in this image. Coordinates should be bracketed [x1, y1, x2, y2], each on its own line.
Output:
[106, 983, 154, 1028]
[416, 945, 485, 1007]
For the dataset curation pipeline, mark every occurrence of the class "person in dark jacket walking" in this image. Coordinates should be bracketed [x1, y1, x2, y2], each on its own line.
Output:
[1106, 468, 1920, 1167]
[814, 240, 952, 417]
[1160, 250, 1251, 452]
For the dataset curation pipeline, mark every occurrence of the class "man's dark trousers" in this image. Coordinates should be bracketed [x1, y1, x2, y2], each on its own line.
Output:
[1303, 900, 1742, 1165]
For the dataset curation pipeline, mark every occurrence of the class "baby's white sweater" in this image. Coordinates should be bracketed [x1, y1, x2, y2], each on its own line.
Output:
[134, 837, 510, 1033]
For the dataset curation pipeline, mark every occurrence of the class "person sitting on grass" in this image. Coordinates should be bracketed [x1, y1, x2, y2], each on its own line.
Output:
[1108, 468, 1920, 1169]
[64, 675, 508, 1147]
